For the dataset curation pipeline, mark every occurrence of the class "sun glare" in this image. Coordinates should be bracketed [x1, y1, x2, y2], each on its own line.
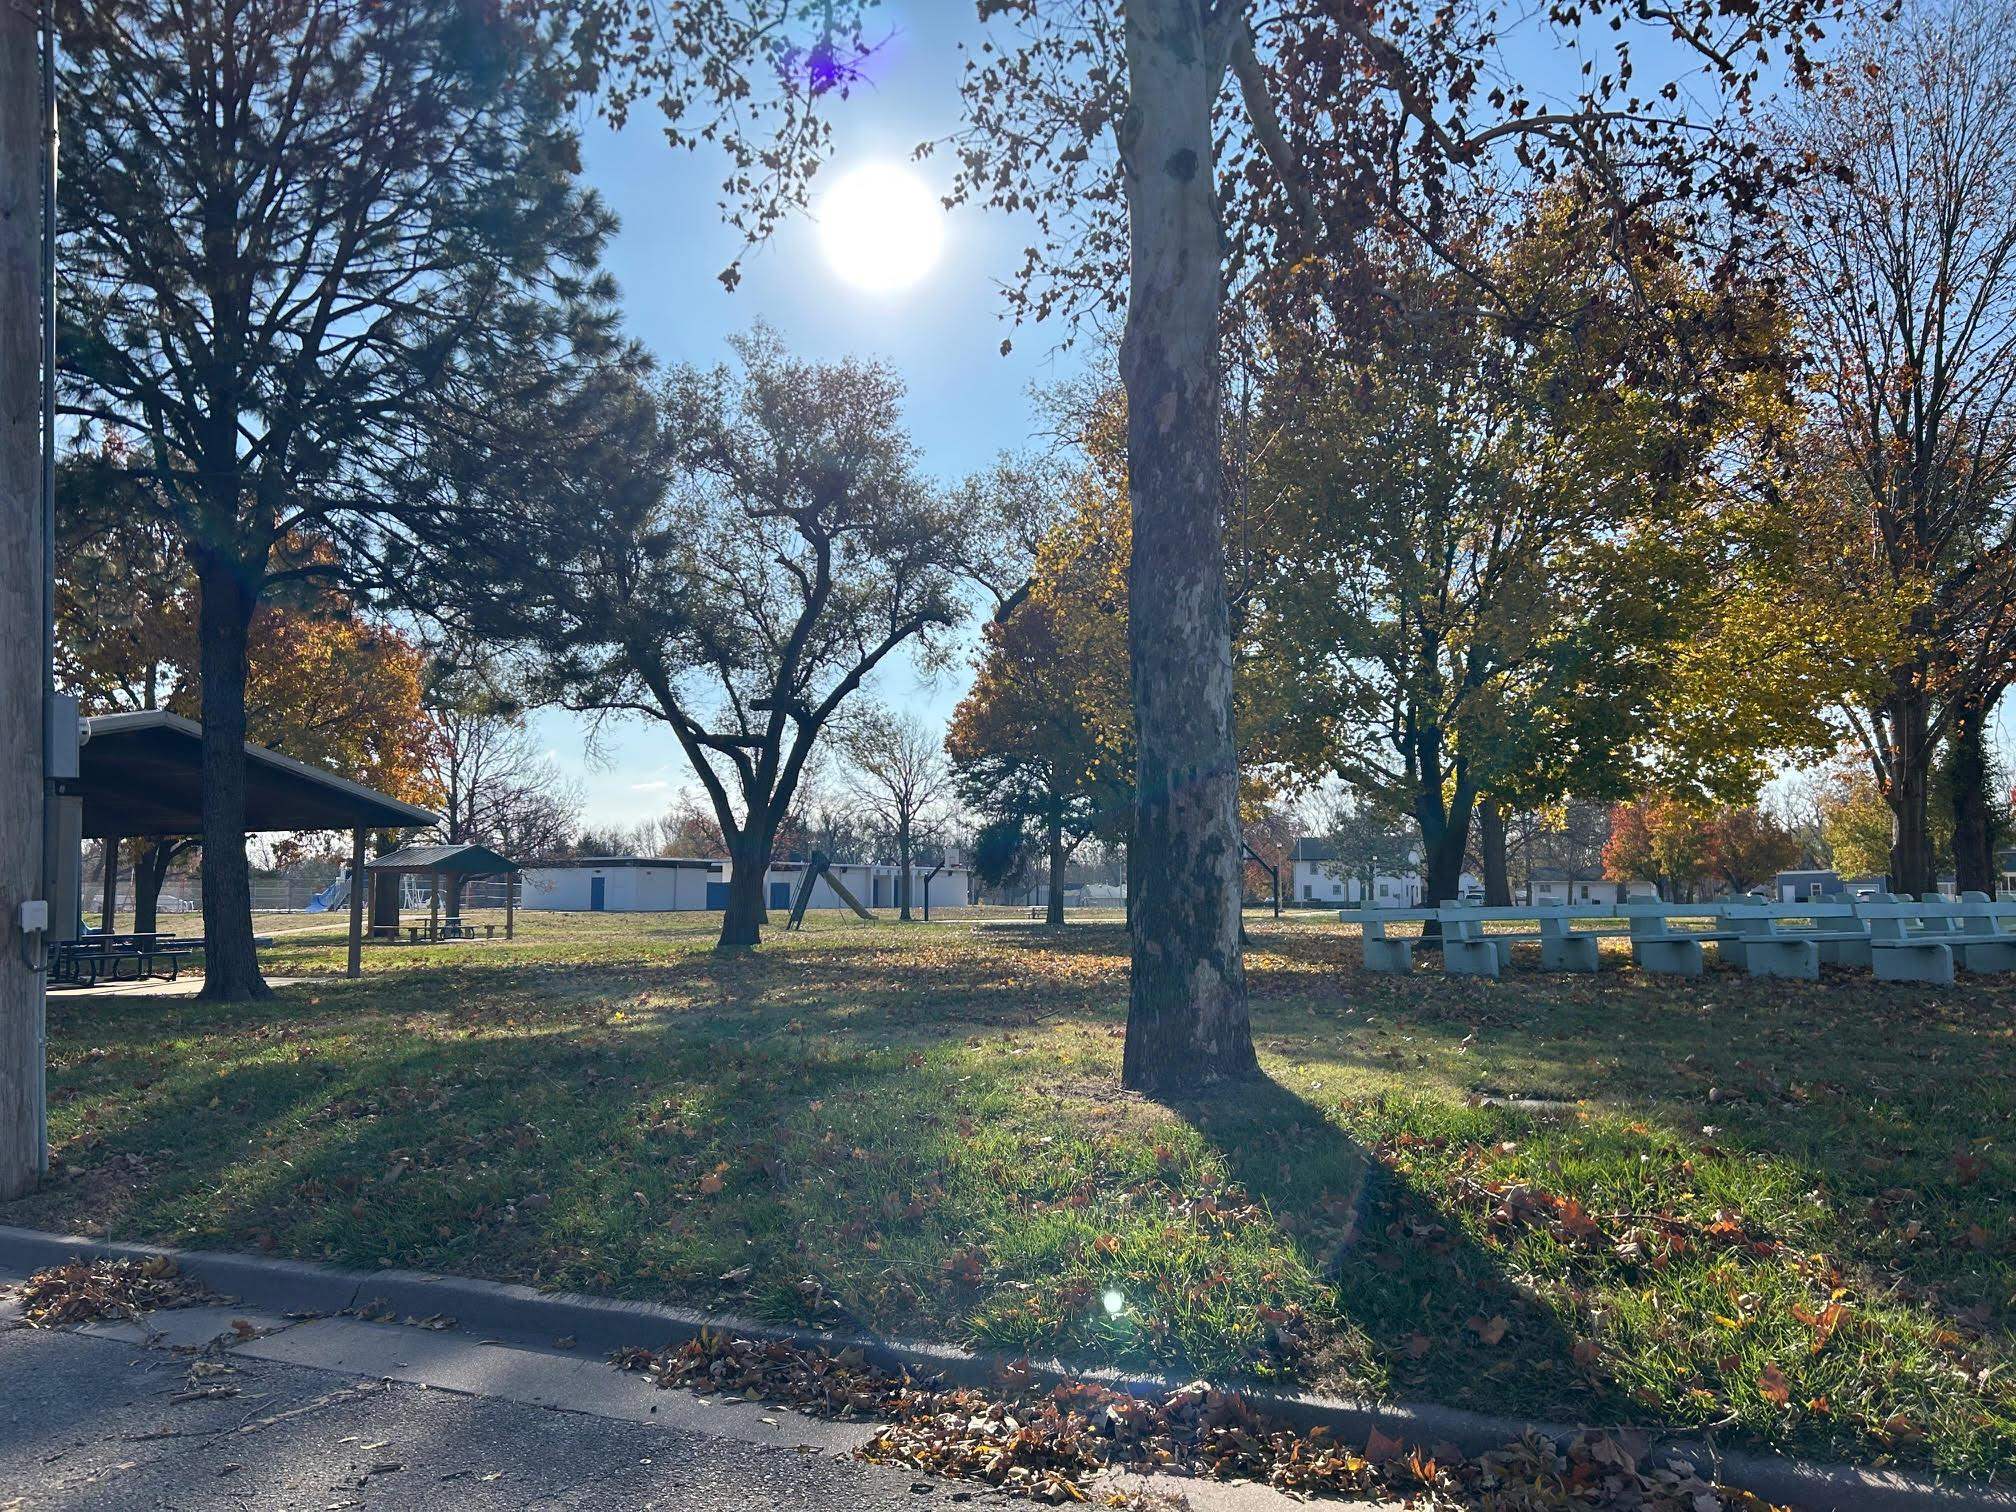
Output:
[818, 163, 945, 293]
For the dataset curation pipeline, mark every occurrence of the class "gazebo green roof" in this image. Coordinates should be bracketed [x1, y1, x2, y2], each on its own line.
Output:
[365, 843, 519, 876]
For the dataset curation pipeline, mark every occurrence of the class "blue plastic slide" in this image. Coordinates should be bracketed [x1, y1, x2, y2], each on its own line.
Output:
[304, 876, 350, 913]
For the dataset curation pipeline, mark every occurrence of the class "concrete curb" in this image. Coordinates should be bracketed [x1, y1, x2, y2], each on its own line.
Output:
[0, 1224, 2004, 1511]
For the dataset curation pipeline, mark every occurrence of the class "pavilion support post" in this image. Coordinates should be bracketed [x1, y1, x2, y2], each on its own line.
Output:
[429, 871, 440, 943]
[505, 874, 515, 940]
[346, 828, 364, 979]
[101, 836, 120, 933]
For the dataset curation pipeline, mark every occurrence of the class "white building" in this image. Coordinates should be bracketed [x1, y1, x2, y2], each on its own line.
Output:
[522, 857, 722, 912]
[521, 856, 972, 914]
[1290, 839, 1479, 908]
[1526, 870, 1660, 906]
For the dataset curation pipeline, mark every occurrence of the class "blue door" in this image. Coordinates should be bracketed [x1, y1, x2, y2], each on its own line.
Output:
[770, 882, 792, 910]
[589, 876, 605, 911]
[706, 881, 730, 910]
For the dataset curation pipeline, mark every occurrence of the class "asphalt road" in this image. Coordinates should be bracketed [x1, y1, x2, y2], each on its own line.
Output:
[0, 1322, 1022, 1510]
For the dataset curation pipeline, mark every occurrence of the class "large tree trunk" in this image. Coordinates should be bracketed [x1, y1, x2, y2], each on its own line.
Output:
[1046, 802, 1066, 926]
[1946, 698, 1999, 895]
[131, 841, 178, 936]
[0, 1, 45, 1199]
[194, 555, 270, 1001]
[1417, 781, 1477, 908]
[718, 833, 768, 950]
[1117, 1, 1256, 1097]
[1478, 798, 1512, 906]
[1883, 691, 1936, 897]
[897, 820, 914, 922]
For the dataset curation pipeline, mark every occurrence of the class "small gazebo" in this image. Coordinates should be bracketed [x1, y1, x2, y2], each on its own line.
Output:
[364, 844, 521, 945]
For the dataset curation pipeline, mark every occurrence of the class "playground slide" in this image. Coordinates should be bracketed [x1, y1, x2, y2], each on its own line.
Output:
[304, 876, 350, 914]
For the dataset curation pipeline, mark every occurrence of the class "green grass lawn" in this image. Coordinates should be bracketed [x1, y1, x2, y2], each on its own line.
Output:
[9, 910, 2013, 1478]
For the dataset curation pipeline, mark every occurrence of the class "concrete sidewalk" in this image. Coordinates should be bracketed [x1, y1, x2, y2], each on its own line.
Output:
[0, 1271, 1319, 1511]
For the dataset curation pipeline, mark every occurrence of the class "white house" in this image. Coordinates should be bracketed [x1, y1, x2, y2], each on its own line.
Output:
[1525, 870, 1660, 906]
[1290, 839, 1479, 908]
[521, 856, 972, 914]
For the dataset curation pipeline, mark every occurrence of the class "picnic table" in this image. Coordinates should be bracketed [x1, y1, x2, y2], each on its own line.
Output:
[1335, 893, 2016, 985]
[52, 931, 198, 986]
[372, 920, 501, 944]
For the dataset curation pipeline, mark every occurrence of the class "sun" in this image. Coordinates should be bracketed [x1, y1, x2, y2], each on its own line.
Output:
[817, 163, 945, 293]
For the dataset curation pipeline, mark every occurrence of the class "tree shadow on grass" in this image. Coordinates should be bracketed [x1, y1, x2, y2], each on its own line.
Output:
[28, 934, 2016, 1474]
[1167, 1073, 1633, 1430]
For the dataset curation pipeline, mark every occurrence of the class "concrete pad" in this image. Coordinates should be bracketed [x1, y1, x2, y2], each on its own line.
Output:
[49, 975, 311, 999]
[1095, 1465, 1407, 1510]
[73, 1303, 293, 1349]
[235, 1316, 876, 1455]
[1872, 942, 1954, 985]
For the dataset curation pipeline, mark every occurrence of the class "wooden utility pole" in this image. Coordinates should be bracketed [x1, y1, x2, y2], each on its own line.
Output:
[0, 2, 49, 1198]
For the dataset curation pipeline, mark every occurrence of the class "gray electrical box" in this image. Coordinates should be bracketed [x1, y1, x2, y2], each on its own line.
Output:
[44, 692, 78, 781]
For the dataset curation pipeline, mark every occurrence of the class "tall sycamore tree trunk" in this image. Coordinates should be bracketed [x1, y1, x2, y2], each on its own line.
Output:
[1882, 686, 1936, 897]
[1946, 697, 2000, 895]
[1478, 798, 1512, 906]
[194, 553, 270, 1001]
[1117, 1, 1257, 1095]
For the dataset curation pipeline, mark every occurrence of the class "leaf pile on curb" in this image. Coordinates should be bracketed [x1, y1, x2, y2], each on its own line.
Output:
[614, 1331, 1774, 1508]
[15, 1256, 220, 1327]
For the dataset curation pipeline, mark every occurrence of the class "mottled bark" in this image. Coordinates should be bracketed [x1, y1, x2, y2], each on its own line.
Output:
[194, 555, 270, 1002]
[1117, 0, 1257, 1096]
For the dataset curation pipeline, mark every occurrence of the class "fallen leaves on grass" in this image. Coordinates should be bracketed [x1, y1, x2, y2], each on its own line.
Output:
[1756, 1363, 1791, 1406]
[16, 1256, 219, 1326]
[613, 1330, 1768, 1508]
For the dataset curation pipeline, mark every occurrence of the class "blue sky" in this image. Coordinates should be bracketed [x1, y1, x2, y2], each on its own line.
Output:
[531, 4, 1818, 830]
[533, 3, 1091, 827]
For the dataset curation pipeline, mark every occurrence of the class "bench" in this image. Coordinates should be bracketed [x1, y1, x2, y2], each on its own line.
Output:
[1438, 905, 1620, 977]
[1909, 891, 2016, 973]
[1855, 902, 1956, 984]
[1719, 903, 1877, 978]
[1615, 906, 1744, 976]
[1334, 908, 1438, 973]
[1337, 905, 1622, 977]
